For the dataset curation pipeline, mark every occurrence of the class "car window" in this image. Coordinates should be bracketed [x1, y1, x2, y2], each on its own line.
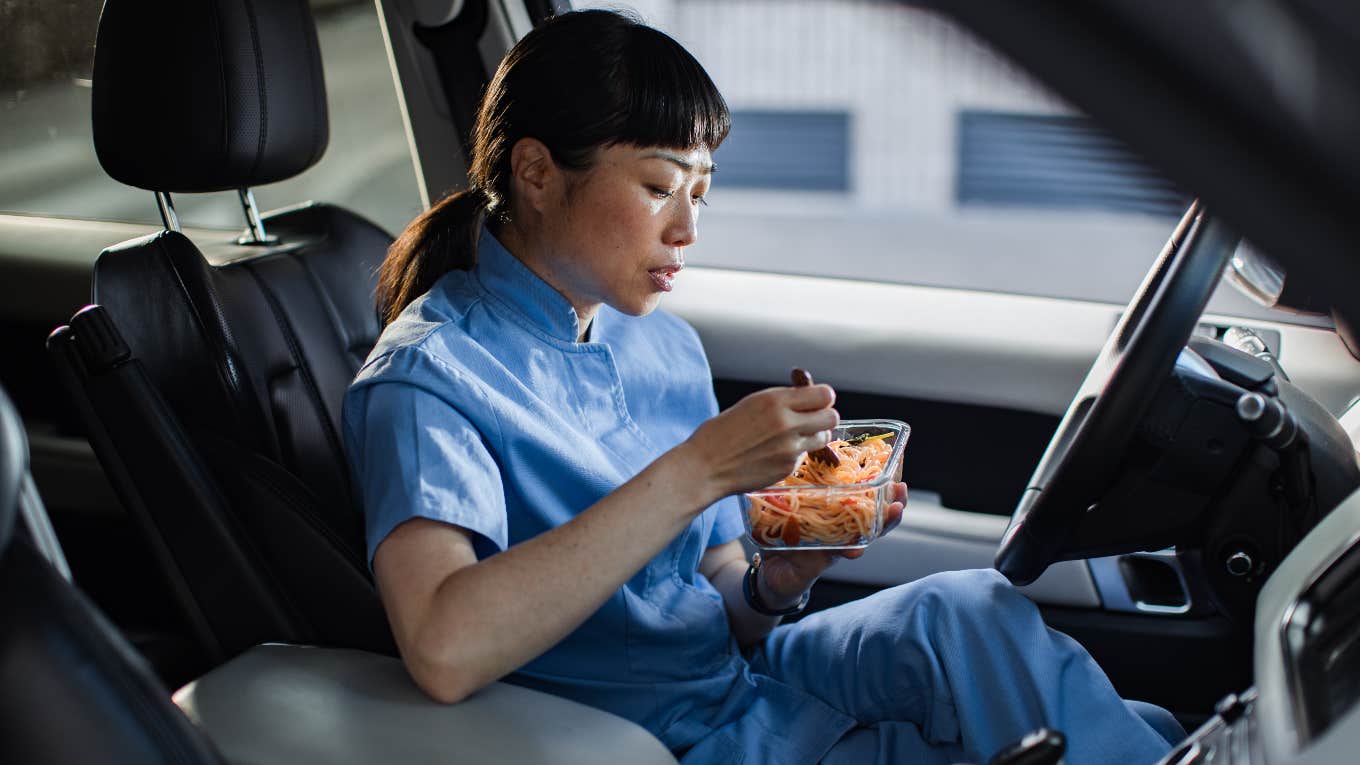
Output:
[0, 0, 422, 236]
[576, 0, 1195, 308]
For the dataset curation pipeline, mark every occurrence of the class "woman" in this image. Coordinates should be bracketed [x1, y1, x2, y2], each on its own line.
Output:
[343, 10, 1183, 764]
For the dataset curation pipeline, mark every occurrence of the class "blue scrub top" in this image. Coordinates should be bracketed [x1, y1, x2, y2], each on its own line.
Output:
[344, 230, 856, 763]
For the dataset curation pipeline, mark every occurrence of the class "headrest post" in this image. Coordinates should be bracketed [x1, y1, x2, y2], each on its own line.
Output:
[236, 187, 278, 245]
[154, 191, 181, 232]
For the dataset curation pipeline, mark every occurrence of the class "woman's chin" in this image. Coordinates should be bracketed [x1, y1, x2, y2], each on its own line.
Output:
[613, 292, 665, 317]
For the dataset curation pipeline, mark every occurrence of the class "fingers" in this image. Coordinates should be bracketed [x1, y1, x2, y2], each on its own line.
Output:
[739, 386, 837, 434]
[793, 412, 838, 445]
[882, 502, 904, 535]
[785, 383, 836, 412]
[764, 548, 839, 574]
[787, 408, 838, 442]
[832, 501, 903, 561]
[880, 483, 907, 534]
[795, 431, 831, 453]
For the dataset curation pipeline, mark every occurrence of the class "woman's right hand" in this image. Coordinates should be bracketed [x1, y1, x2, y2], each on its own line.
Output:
[679, 383, 839, 502]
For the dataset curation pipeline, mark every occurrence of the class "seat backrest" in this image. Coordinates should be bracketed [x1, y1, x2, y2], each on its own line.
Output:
[0, 384, 224, 765]
[47, 0, 397, 662]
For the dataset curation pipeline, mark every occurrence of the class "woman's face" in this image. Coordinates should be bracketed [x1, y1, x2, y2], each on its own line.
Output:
[532, 142, 713, 320]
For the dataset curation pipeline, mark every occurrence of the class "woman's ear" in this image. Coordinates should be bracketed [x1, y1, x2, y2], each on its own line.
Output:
[509, 137, 559, 215]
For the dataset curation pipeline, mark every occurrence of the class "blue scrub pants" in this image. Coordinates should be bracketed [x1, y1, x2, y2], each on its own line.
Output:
[747, 569, 1183, 764]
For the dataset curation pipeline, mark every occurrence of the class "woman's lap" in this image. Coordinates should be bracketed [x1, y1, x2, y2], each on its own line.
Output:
[747, 569, 1181, 764]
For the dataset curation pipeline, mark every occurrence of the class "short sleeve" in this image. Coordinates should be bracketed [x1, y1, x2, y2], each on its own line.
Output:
[707, 494, 747, 548]
[345, 381, 508, 566]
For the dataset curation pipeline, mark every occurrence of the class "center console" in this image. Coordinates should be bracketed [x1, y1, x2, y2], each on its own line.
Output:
[1157, 488, 1360, 765]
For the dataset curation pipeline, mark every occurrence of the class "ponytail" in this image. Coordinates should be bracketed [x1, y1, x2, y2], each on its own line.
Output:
[376, 188, 489, 326]
[375, 10, 729, 327]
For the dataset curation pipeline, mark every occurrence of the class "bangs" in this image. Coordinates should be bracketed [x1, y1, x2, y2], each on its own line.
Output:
[612, 26, 731, 151]
[480, 10, 731, 173]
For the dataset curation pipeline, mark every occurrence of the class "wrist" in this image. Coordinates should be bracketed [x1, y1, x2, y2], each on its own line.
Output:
[664, 439, 725, 508]
[758, 566, 809, 610]
[743, 553, 810, 616]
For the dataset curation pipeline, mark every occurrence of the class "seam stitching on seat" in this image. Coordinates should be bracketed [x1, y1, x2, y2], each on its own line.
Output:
[241, 261, 355, 505]
[234, 449, 369, 574]
[206, 0, 230, 174]
[240, 0, 268, 182]
[292, 249, 358, 375]
[298, 0, 325, 167]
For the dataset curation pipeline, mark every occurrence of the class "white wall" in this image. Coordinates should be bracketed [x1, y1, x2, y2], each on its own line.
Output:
[575, 0, 1068, 212]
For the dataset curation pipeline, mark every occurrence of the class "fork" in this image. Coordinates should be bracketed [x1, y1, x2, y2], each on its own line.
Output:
[790, 368, 840, 468]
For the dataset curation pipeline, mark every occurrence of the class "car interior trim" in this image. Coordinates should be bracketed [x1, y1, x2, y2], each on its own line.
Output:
[669, 267, 1360, 418]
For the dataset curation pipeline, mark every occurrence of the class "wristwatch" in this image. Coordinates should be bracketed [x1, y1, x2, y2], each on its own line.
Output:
[742, 552, 811, 616]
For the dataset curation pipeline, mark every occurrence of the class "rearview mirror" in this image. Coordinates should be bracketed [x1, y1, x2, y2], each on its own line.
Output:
[1225, 242, 1327, 315]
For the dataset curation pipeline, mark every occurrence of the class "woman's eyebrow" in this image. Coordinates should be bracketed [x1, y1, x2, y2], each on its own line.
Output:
[645, 151, 717, 174]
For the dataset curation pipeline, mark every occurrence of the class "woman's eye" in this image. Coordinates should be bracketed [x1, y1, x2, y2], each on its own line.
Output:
[692, 194, 709, 207]
[649, 186, 675, 199]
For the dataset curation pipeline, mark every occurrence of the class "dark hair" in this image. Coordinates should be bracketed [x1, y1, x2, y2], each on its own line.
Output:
[376, 9, 731, 325]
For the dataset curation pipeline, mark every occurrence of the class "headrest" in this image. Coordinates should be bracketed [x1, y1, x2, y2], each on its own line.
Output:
[92, 0, 329, 193]
[0, 386, 25, 556]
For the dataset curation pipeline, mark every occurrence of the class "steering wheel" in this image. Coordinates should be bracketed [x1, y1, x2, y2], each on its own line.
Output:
[994, 203, 1239, 585]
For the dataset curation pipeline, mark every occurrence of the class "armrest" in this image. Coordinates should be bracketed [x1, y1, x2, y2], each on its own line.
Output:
[173, 644, 677, 764]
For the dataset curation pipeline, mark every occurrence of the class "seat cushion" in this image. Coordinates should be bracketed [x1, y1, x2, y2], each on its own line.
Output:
[175, 644, 678, 765]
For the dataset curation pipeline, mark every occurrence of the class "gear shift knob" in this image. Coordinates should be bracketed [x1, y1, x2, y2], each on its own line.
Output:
[987, 728, 1066, 765]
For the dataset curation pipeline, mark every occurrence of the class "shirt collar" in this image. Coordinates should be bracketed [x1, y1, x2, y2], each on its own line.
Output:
[474, 227, 586, 343]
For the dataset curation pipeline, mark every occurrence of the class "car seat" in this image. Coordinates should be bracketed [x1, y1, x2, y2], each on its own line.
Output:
[0, 383, 225, 764]
[47, 0, 396, 667]
[1, 370, 681, 764]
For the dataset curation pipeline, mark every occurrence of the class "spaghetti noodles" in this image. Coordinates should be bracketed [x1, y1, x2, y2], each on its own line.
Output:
[747, 433, 895, 546]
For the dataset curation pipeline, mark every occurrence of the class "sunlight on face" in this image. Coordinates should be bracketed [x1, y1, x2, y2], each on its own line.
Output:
[541, 143, 714, 322]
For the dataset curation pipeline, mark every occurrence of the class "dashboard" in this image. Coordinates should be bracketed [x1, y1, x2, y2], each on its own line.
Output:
[1160, 487, 1360, 764]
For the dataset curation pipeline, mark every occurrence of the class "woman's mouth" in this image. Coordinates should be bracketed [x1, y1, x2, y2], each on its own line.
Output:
[648, 266, 680, 292]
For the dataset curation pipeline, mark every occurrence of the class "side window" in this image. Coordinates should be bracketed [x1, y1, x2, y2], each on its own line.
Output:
[0, 1, 147, 222]
[0, 0, 422, 236]
[577, 0, 1186, 305]
[720, 110, 851, 192]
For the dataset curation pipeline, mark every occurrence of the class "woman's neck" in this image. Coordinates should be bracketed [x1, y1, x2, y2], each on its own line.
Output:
[491, 221, 600, 342]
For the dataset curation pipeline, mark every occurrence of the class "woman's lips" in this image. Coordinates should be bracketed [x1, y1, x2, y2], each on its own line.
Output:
[649, 266, 680, 292]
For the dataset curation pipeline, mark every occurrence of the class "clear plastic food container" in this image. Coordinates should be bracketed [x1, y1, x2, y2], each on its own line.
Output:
[743, 419, 909, 551]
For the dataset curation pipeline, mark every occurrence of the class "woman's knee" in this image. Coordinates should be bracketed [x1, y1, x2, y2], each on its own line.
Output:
[840, 568, 1030, 650]
[916, 568, 1017, 611]
[899, 568, 1035, 634]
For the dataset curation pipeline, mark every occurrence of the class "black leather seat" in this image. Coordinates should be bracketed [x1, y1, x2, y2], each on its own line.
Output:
[0, 384, 224, 765]
[47, 0, 397, 668]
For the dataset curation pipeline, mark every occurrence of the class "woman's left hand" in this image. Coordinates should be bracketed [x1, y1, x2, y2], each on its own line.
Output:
[758, 482, 908, 605]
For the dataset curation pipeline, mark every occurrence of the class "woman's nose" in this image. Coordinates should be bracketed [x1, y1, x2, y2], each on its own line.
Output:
[667, 201, 699, 248]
